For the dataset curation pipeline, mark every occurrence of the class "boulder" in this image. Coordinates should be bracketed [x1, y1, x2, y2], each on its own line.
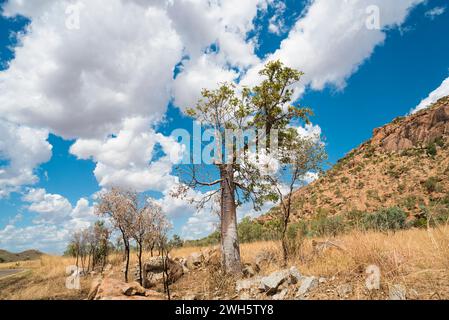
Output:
[186, 252, 204, 270]
[259, 270, 290, 295]
[91, 276, 165, 300]
[122, 281, 146, 296]
[389, 284, 406, 300]
[144, 257, 165, 273]
[142, 257, 183, 288]
[296, 276, 318, 298]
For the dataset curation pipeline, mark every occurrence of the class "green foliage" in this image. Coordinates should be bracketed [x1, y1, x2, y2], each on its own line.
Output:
[238, 217, 264, 243]
[185, 231, 221, 247]
[309, 211, 345, 237]
[424, 177, 442, 193]
[426, 142, 437, 157]
[361, 207, 408, 232]
[168, 234, 184, 248]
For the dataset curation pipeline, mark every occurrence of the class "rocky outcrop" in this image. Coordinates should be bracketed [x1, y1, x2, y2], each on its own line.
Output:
[372, 96, 449, 152]
[142, 257, 183, 288]
[88, 276, 165, 300]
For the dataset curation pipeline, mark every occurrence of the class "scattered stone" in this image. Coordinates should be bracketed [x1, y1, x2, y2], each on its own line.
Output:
[144, 257, 165, 273]
[183, 294, 200, 300]
[319, 277, 327, 284]
[296, 276, 318, 298]
[91, 276, 165, 300]
[272, 289, 288, 300]
[336, 283, 353, 298]
[389, 284, 406, 300]
[236, 277, 261, 293]
[259, 270, 289, 295]
[288, 266, 303, 284]
[121, 281, 146, 296]
[186, 252, 204, 270]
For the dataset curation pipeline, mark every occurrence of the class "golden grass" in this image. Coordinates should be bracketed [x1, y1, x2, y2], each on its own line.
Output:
[1, 226, 449, 300]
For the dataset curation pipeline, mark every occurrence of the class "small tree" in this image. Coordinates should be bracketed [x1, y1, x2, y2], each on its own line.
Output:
[267, 135, 326, 265]
[132, 198, 169, 286]
[96, 188, 136, 282]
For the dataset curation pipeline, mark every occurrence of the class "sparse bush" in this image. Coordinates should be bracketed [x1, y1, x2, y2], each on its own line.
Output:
[424, 177, 442, 193]
[310, 212, 346, 237]
[426, 142, 437, 157]
[361, 207, 408, 232]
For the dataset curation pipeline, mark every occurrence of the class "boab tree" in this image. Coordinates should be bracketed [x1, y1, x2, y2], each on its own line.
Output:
[175, 60, 315, 274]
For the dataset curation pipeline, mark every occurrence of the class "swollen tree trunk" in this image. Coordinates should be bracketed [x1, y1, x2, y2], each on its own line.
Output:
[219, 164, 242, 274]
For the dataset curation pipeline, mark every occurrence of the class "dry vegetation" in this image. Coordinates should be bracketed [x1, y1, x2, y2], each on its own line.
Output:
[2, 226, 449, 300]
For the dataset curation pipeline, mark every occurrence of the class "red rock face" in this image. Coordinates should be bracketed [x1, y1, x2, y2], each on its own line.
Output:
[371, 97, 449, 152]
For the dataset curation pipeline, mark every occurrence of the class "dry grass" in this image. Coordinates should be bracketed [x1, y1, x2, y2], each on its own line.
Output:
[1, 226, 449, 300]
[0, 255, 90, 300]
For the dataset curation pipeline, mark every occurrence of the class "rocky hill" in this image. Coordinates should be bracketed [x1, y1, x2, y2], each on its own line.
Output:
[0, 249, 44, 263]
[265, 96, 449, 224]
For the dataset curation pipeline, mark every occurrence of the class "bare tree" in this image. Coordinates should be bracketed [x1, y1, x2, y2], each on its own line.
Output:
[95, 188, 136, 282]
[132, 198, 170, 286]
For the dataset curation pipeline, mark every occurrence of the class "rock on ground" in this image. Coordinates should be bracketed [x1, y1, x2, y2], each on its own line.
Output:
[389, 284, 406, 300]
[296, 276, 318, 298]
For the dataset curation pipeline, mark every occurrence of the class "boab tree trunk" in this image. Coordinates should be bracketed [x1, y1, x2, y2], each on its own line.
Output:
[220, 164, 242, 274]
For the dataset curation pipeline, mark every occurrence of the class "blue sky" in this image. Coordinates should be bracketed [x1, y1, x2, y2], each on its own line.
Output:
[1, 0, 449, 254]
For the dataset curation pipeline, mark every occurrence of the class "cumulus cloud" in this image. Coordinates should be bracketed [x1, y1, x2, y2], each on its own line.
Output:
[242, 0, 424, 93]
[0, 188, 97, 253]
[0, 121, 52, 197]
[411, 77, 449, 113]
[1, 0, 183, 139]
[70, 116, 184, 192]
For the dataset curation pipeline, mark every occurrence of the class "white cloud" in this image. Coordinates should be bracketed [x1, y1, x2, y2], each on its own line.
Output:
[70, 116, 183, 193]
[242, 0, 424, 93]
[0, 120, 52, 197]
[1, 0, 183, 139]
[425, 6, 446, 20]
[0, 188, 97, 253]
[267, 0, 287, 36]
[411, 77, 449, 113]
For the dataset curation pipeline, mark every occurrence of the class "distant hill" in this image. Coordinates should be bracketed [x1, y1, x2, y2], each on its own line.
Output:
[0, 249, 44, 263]
[263, 96, 449, 224]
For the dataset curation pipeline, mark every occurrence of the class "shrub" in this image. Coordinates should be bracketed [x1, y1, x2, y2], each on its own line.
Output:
[287, 221, 308, 240]
[310, 212, 346, 237]
[238, 217, 264, 243]
[361, 207, 408, 232]
[424, 177, 442, 193]
[426, 142, 437, 157]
